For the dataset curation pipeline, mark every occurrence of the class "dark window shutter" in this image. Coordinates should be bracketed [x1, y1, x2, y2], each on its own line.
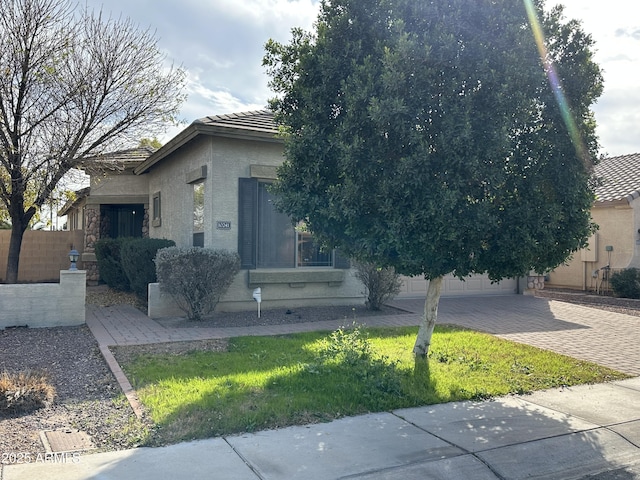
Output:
[238, 178, 257, 269]
[333, 249, 351, 269]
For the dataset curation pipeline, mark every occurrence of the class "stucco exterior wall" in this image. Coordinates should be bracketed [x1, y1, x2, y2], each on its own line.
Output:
[144, 135, 365, 314]
[146, 135, 284, 250]
[90, 170, 149, 197]
[630, 196, 640, 268]
[209, 138, 284, 251]
[146, 136, 213, 247]
[547, 203, 636, 290]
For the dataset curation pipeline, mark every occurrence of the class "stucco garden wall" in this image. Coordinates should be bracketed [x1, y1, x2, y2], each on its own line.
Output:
[148, 267, 365, 318]
[0, 270, 86, 328]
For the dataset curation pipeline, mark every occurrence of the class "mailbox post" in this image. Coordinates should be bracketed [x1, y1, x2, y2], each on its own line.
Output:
[252, 287, 262, 318]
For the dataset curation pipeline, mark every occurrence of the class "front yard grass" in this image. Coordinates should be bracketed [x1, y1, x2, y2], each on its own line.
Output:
[117, 325, 628, 446]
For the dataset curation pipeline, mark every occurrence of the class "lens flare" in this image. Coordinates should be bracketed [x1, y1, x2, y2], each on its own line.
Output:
[523, 0, 587, 160]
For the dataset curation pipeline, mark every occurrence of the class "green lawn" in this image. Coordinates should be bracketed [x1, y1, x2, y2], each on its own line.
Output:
[118, 325, 628, 446]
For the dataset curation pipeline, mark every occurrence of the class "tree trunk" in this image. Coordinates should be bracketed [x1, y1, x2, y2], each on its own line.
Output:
[5, 224, 26, 283]
[413, 275, 444, 358]
[5, 207, 34, 284]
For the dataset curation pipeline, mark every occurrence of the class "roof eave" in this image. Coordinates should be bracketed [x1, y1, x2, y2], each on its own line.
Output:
[594, 198, 631, 208]
[57, 187, 90, 216]
[133, 123, 282, 175]
[595, 189, 640, 207]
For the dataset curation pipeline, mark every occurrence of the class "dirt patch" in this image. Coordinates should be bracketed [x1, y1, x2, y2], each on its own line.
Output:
[112, 338, 229, 366]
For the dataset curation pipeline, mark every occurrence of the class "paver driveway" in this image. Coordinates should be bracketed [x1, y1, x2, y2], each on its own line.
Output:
[391, 295, 640, 376]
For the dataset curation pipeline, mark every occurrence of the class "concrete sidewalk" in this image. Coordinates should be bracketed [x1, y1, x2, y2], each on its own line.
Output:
[3, 295, 640, 479]
[4, 378, 640, 479]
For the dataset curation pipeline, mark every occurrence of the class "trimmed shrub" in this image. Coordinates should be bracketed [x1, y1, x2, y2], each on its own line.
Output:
[121, 238, 175, 301]
[95, 237, 132, 291]
[353, 260, 403, 310]
[155, 247, 240, 321]
[610, 268, 640, 299]
[0, 370, 55, 413]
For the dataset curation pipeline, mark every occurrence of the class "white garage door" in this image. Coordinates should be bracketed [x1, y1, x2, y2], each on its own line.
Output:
[399, 273, 517, 298]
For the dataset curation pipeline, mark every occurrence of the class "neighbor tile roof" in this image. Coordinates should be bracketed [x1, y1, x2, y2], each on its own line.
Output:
[80, 146, 156, 170]
[594, 153, 640, 203]
[57, 186, 90, 216]
[193, 110, 277, 135]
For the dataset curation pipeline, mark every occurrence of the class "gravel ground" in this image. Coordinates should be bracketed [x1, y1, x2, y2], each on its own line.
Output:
[2, 286, 639, 459]
[535, 288, 640, 317]
[0, 325, 150, 459]
[155, 303, 407, 328]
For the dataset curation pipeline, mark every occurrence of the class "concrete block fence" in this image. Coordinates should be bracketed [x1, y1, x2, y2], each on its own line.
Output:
[0, 270, 86, 329]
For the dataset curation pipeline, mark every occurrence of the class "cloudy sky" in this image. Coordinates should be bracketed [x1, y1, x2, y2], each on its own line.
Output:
[86, 0, 640, 157]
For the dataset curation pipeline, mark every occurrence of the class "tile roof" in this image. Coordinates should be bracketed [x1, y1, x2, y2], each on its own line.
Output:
[79, 147, 156, 172]
[134, 110, 279, 174]
[57, 186, 90, 216]
[92, 146, 156, 165]
[193, 110, 277, 135]
[594, 153, 640, 203]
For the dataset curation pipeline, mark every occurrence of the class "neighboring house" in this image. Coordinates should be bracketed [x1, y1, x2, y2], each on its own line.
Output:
[62, 110, 517, 311]
[546, 152, 640, 291]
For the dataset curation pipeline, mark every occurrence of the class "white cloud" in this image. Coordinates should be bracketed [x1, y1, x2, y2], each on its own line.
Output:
[560, 0, 640, 155]
[87, 0, 640, 156]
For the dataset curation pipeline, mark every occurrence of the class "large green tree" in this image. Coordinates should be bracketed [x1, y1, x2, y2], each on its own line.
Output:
[264, 0, 603, 356]
[0, 0, 185, 283]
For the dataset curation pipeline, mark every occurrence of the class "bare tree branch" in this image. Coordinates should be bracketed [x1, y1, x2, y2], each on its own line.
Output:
[0, 0, 186, 282]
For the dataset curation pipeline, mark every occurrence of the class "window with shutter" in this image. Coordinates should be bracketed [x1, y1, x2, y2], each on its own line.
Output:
[238, 178, 257, 269]
[238, 178, 342, 269]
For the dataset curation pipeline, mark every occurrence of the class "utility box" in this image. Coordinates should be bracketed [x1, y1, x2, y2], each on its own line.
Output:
[581, 233, 598, 262]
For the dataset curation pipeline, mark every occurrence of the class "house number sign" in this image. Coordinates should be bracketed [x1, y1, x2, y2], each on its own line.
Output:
[216, 221, 232, 230]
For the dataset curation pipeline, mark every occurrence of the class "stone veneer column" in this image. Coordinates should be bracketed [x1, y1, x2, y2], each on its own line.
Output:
[142, 206, 149, 238]
[83, 207, 101, 284]
[85, 207, 100, 252]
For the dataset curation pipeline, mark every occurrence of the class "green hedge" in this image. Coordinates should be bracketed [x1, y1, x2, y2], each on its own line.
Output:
[120, 238, 176, 301]
[610, 268, 640, 299]
[95, 237, 133, 291]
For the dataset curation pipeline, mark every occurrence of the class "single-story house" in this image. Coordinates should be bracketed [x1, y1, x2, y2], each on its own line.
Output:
[546, 152, 640, 291]
[61, 110, 517, 312]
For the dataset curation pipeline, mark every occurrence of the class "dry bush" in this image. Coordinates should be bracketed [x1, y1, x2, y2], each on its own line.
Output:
[155, 247, 240, 321]
[0, 370, 56, 413]
[352, 260, 403, 310]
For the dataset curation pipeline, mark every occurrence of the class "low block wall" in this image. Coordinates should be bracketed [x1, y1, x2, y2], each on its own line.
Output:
[148, 283, 184, 319]
[148, 270, 365, 319]
[0, 270, 86, 329]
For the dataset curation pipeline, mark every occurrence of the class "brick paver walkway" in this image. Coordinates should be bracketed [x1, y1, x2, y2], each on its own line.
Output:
[391, 296, 640, 376]
[87, 295, 640, 376]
